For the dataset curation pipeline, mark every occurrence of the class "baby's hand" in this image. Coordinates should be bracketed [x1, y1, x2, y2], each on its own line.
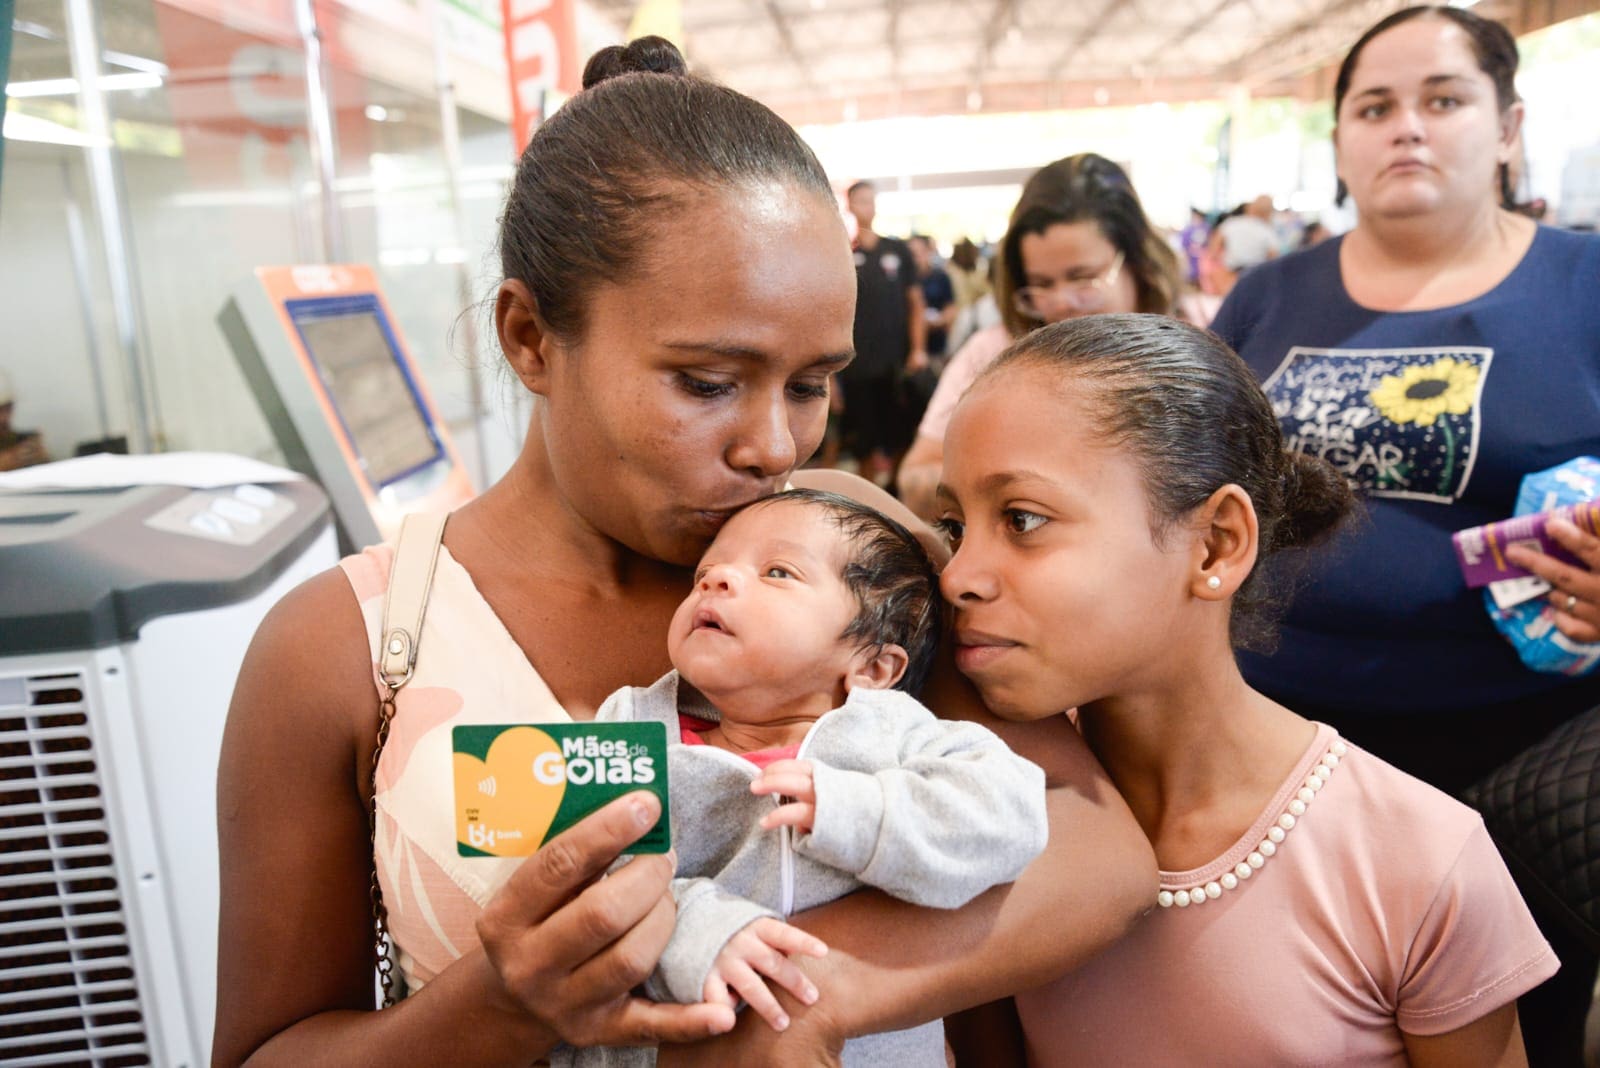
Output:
[702, 917, 827, 1032]
[751, 759, 816, 833]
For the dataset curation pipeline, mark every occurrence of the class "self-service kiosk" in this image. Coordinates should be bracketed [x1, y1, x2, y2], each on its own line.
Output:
[218, 265, 475, 551]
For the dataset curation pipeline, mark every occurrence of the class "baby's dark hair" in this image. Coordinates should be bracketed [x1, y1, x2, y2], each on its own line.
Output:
[981, 314, 1355, 652]
[744, 489, 942, 695]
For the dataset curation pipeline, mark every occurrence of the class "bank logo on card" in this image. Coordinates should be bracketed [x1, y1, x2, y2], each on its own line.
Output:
[452, 722, 670, 857]
[1261, 345, 1493, 504]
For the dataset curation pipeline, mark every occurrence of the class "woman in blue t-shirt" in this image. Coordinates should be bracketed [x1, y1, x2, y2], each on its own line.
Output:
[1209, 7, 1600, 1063]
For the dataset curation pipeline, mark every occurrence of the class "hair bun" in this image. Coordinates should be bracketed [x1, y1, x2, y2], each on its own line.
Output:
[1276, 451, 1355, 551]
[581, 36, 689, 89]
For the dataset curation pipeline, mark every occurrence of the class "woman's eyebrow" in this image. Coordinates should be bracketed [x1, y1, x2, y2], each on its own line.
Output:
[976, 469, 1056, 494]
[664, 341, 854, 367]
[1352, 73, 1474, 101]
[936, 469, 1056, 501]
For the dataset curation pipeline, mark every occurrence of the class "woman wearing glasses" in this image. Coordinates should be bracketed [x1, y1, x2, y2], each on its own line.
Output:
[897, 153, 1181, 520]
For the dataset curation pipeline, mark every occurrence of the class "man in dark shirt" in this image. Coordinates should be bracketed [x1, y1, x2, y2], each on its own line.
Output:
[841, 181, 926, 486]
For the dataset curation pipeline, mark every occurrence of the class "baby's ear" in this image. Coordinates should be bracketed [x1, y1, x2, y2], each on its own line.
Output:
[845, 644, 909, 692]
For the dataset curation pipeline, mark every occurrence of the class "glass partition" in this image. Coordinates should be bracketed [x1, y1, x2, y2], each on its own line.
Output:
[3, 0, 522, 470]
[2, 0, 129, 459]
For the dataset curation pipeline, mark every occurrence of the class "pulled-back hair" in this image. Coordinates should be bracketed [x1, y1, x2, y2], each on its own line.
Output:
[983, 314, 1354, 652]
[996, 154, 1180, 339]
[745, 489, 942, 695]
[499, 37, 834, 343]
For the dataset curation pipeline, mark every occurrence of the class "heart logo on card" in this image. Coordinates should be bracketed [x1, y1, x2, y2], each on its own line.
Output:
[453, 726, 565, 856]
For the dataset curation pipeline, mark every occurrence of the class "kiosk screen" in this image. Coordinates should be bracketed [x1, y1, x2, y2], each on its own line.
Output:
[287, 298, 442, 488]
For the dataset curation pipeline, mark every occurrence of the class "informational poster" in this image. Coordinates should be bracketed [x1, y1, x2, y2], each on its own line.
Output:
[501, 0, 580, 154]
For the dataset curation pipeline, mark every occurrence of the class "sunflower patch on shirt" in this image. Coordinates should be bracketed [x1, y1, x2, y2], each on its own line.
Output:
[1260, 346, 1492, 504]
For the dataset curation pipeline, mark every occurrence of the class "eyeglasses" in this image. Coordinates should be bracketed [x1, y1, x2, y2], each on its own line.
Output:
[1013, 251, 1125, 321]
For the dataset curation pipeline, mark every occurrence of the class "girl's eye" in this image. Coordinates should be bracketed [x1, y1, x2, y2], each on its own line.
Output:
[1006, 510, 1047, 535]
[1358, 102, 1388, 120]
[934, 517, 965, 545]
[787, 379, 829, 402]
[1430, 96, 1460, 111]
[678, 373, 734, 399]
[764, 566, 792, 579]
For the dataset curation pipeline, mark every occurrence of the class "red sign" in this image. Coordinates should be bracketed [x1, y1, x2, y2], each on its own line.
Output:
[501, 0, 580, 155]
[151, 0, 373, 193]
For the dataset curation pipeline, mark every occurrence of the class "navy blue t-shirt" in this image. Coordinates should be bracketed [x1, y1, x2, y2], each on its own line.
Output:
[921, 268, 955, 357]
[849, 237, 917, 380]
[1211, 226, 1600, 715]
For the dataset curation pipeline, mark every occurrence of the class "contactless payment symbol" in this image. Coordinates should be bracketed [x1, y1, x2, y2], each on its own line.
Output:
[452, 722, 670, 857]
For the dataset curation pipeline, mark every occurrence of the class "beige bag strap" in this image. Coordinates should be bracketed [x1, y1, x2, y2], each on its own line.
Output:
[370, 509, 448, 1007]
[379, 511, 449, 690]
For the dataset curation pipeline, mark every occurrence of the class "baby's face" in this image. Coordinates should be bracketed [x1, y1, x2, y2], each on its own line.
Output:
[669, 501, 863, 710]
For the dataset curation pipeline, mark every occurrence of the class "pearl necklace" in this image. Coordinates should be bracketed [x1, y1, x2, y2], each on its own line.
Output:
[1157, 737, 1347, 910]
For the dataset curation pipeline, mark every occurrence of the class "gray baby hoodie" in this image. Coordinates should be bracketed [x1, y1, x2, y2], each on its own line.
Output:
[554, 670, 1048, 1067]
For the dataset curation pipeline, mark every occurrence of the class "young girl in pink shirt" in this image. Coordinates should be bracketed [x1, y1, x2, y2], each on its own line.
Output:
[936, 313, 1556, 1066]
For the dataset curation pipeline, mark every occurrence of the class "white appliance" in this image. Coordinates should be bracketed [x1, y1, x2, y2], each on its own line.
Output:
[0, 478, 336, 1067]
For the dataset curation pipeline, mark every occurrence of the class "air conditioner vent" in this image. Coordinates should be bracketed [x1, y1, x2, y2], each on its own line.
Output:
[1, 671, 151, 1067]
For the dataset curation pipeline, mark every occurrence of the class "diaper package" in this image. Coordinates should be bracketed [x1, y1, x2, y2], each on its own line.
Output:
[1481, 456, 1600, 676]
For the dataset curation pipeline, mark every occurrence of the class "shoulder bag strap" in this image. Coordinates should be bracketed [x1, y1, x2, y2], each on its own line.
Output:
[379, 511, 449, 689]
[370, 510, 449, 1006]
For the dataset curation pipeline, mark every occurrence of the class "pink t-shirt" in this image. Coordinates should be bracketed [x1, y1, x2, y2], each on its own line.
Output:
[915, 323, 1013, 444]
[1018, 724, 1556, 1065]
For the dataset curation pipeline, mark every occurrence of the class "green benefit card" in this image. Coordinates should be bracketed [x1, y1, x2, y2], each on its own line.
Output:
[452, 721, 670, 857]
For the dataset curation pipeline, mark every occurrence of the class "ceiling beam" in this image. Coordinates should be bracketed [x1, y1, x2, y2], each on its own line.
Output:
[709, 0, 1597, 126]
[708, 28, 988, 72]
[1222, 0, 1407, 89]
[770, 71, 1288, 126]
[1494, 0, 1596, 35]
[1217, 0, 1589, 100]
[972, 0, 1018, 84]
[1139, 0, 1242, 66]
[761, 0, 824, 98]
[1047, 0, 1127, 81]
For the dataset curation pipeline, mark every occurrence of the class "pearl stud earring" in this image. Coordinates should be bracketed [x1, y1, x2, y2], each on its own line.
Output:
[1206, 575, 1222, 590]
